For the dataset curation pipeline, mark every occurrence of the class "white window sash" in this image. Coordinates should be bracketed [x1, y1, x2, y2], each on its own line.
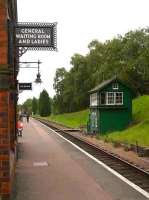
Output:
[106, 92, 123, 105]
[112, 83, 119, 89]
[90, 93, 98, 106]
[106, 92, 115, 105]
[115, 92, 123, 105]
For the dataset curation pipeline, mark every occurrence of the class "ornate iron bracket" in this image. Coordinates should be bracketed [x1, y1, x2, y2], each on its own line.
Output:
[17, 47, 28, 57]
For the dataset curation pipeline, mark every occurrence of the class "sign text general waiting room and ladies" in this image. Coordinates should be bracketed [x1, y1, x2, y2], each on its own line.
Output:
[15, 22, 57, 50]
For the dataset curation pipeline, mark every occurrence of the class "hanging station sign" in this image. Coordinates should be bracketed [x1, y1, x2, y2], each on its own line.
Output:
[19, 83, 32, 90]
[15, 22, 57, 51]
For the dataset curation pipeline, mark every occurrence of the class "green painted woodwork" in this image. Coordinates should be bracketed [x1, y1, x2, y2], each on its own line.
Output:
[99, 108, 131, 133]
[88, 78, 132, 134]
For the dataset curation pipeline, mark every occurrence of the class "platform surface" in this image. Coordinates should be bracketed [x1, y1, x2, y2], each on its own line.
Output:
[12, 118, 148, 200]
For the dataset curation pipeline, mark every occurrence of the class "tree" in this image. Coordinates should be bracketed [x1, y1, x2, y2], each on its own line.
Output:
[32, 97, 38, 115]
[53, 27, 149, 114]
[22, 98, 33, 114]
[53, 67, 67, 95]
[39, 89, 51, 116]
[53, 68, 68, 113]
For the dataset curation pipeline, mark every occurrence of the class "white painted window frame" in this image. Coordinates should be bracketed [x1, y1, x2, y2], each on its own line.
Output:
[115, 92, 123, 105]
[106, 92, 123, 105]
[106, 92, 115, 105]
[90, 93, 98, 106]
[112, 83, 119, 90]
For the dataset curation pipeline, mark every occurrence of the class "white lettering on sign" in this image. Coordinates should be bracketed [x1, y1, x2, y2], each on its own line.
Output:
[16, 27, 52, 47]
[16, 34, 51, 39]
[38, 34, 51, 39]
[20, 28, 45, 34]
[18, 39, 49, 45]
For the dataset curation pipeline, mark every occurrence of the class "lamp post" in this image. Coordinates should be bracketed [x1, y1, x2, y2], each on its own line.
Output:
[18, 60, 42, 83]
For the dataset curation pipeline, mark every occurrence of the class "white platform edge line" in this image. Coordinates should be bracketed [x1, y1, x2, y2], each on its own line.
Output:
[40, 122, 149, 199]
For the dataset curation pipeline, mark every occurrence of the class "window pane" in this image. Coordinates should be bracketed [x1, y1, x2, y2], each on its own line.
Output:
[115, 92, 123, 104]
[100, 92, 106, 105]
[90, 93, 98, 106]
[112, 83, 119, 89]
[107, 92, 114, 104]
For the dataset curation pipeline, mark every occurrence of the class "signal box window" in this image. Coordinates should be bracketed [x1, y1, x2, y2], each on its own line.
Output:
[107, 92, 115, 105]
[112, 83, 119, 89]
[115, 92, 123, 105]
[90, 93, 98, 106]
[100, 92, 106, 105]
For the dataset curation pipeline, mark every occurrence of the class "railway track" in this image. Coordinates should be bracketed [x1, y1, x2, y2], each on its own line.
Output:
[36, 118, 149, 193]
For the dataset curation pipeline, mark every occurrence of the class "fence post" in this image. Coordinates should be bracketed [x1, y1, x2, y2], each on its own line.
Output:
[136, 141, 139, 155]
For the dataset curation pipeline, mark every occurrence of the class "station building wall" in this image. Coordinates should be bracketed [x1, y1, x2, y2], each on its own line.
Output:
[0, 0, 17, 199]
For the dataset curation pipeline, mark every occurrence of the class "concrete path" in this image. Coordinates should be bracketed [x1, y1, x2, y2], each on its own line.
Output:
[12, 119, 148, 200]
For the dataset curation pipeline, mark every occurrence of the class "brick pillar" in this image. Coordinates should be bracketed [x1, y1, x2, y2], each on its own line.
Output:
[0, 0, 7, 65]
[0, 92, 10, 200]
[0, 1, 13, 199]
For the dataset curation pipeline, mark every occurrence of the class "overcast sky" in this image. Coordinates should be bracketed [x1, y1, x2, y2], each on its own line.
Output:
[17, 0, 149, 104]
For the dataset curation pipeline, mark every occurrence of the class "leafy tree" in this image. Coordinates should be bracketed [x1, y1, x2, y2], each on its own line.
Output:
[53, 68, 68, 113]
[39, 89, 51, 116]
[32, 97, 38, 115]
[53, 28, 149, 114]
[22, 98, 32, 114]
[53, 67, 67, 95]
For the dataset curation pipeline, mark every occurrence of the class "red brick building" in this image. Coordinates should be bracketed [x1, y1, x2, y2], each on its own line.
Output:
[0, 0, 18, 199]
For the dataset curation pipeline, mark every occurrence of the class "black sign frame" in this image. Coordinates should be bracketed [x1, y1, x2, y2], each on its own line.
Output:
[19, 83, 32, 90]
[15, 22, 57, 51]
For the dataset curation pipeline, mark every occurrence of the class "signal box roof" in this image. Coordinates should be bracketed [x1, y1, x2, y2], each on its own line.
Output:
[89, 77, 132, 93]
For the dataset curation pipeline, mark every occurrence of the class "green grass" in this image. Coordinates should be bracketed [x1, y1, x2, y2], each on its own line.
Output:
[133, 95, 149, 122]
[104, 120, 149, 147]
[103, 95, 149, 147]
[40, 109, 89, 128]
[36, 95, 149, 147]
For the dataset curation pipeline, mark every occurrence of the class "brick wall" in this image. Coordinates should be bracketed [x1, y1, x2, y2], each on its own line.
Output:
[0, 92, 10, 200]
[0, 0, 11, 199]
[0, 0, 7, 65]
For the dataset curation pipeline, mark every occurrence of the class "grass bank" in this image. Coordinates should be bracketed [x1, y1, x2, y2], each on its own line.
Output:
[37, 95, 149, 147]
[103, 95, 149, 147]
[40, 109, 89, 128]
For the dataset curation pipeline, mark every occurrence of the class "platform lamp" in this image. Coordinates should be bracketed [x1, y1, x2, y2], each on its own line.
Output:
[35, 72, 42, 84]
[18, 60, 42, 84]
[34, 60, 42, 84]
